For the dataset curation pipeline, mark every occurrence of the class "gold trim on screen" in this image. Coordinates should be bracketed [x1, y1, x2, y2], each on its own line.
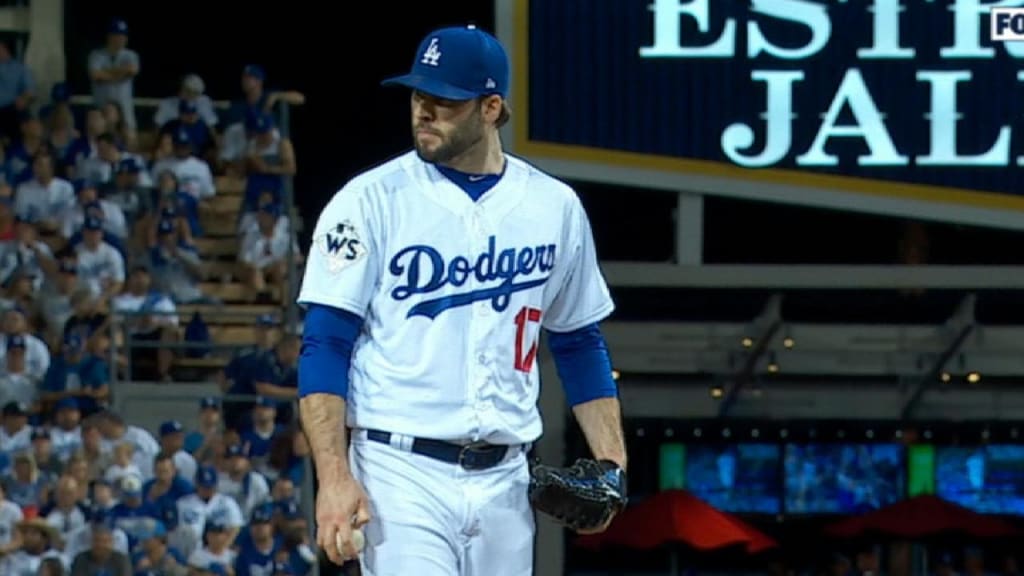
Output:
[510, 0, 1024, 213]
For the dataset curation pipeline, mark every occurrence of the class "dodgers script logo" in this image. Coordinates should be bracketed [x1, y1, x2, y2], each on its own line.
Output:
[389, 236, 556, 319]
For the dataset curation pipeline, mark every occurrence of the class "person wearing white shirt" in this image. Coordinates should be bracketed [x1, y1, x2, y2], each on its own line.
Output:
[0, 518, 66, 575]
[73, 215, 125, 301]
[44, 476, 87, 542]
[0, 482, 23, 551]
[48, 398, 82, 463]
[0, 401, 31, 456]
[88, 18, 139, 132]
[186, 520, 236, 572]
[157, 421, 197, 485]
[0, 308, 51, 383]
[94, 410, 160, 481]
[176, 467, 244, 545]
[75, 132, 153, 189]
[58, 181, 128, 241]
[0, 335, 36, 408]
[239, 203, 302, 304]
[110, 265, 179, 381]
[0, 217, 56, 292]
[13, 154, 75, 233]
[217, 444, 269, 519]
[154, 74, 219, 129]
[150, 130, 215, 200]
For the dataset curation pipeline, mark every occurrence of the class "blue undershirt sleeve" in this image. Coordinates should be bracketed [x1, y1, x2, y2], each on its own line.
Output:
[297, 304, 365, 399]
[546, 322, 619, 407]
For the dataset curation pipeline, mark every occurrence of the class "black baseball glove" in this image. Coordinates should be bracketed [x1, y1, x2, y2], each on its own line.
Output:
[528, 458, 627, 532]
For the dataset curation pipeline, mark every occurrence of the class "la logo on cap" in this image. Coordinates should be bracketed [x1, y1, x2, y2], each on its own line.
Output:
[421, 38, 442, 66]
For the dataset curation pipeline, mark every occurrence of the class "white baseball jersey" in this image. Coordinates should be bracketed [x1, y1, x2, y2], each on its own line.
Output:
[176, 493, 244, 540]
[297, 151, 614, 445]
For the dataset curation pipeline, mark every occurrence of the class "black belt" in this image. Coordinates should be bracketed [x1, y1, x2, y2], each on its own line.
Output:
[365, 429, 511, 471]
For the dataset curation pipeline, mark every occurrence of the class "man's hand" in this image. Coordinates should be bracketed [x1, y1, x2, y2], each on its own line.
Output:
[316, 473, 371, 565]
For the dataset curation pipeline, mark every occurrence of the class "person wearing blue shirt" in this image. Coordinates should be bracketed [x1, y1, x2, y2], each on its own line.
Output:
[234, 503, 280, 576]
[249, 336, 298, 425]
[240, 398, 281, 463]
[109, 475, 161, 550]
[131, 519, 188, 575]
[40, 332, 109, 417]
[142, 453, 194, 509]
[184, 396, 222, 456]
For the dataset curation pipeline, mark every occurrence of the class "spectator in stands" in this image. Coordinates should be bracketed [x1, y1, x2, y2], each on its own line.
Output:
[107, 156, 152, 231]
[217, 443, 269, 519]
[176, 466, 244, 545]
[239, 398, 281, 473]
[42, 475, 87, 542]
[143, 453, 194, 510]
[0, 214, 57, 291]
[0, 335, 36, 412]
[7, 114, 49, 185]
[0, 39, 34, 143]
[111, 264, 178, 381]
[42, 84, 77, 166]
[63, 509, 129, 565]
[48, 398, 82, 462]
[241, 114, 295, 213]
[155, 74, 219, 131]
[158, 420, 197, 483]
[4, 452, 49, 511]
[30, 428, 61, 481]
[0, 194, 16, 241]
[184, 396, 223, 463]
[62, 287, 110, 351]
[77, 422, 112, 481]
[58, 182, 126, 247]
[88, 19, 139, 140]
[86, 480, 116, 516]
[226, 65, 305, 127]
[0, 482, 22, 552]
[14, 153, 75, 231]
[0, 401, 31, 454]
[103, 442, 142, 486]
[0, 267, 40, 318]
[79, 132, 151, 191]
[159, 503, 198, 563]
[2, 306, 51, 383]
[239, 202, 301, 304]
[188, 520, 237, 573]
[149, 217, 206, 304]
[92, 410, 160, 480]
[234, 503, 278, 576]
[269, 477, 295, 511]
[40, 332, 110, 418]
[265, 426, 306, 488]
[68, 518, 131, 576]
[0, 517, 65, 574]
[100, 101, 135, 151]
[237, 189, 285, 238]
[74, 215, 125, 301]
[159, 99, 216, 162]
[64, 107, 107, 180]
[133, 519, 188, 576]
[274, 500, 314, 576]
[110, 475, 163, 549]
[150, 130, 216, 200]
[251, 335, 299, 422]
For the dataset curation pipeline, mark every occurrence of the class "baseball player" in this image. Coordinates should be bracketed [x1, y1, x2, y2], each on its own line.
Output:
[296, 25, 628, 575]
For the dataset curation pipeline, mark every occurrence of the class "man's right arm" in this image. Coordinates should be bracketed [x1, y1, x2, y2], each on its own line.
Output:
[298, 303, 365, 482]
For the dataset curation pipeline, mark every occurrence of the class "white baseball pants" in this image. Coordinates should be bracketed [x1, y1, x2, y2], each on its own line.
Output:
[348, 429, 535, 576]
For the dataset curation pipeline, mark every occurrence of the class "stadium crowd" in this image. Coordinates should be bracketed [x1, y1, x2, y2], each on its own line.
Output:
[0, 16, 316, 576]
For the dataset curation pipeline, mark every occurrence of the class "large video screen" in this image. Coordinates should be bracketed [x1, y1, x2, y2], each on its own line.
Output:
[784, 443, 905, 514]
[684, 443, 781, 514]
[936, 445, 1024, 515]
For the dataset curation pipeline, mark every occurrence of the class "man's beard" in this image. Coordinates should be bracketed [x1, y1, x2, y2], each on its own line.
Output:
[414, 113, 485, 165]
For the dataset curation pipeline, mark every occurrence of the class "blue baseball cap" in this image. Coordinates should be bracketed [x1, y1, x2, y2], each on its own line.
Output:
[159, 420, 183, 437]
[251, 502, 274, 524]
[56, 397, 79, 411]
[382, 25, 509, 101]
[109, 18, 128, 35]
[84, 215, 103, 231]
[51, 82, 69, 102]
[6, 334, 25, 351]
[196, 465, 218, 487]
[199, 396, 220, 410]
[226, 443, 249, 459]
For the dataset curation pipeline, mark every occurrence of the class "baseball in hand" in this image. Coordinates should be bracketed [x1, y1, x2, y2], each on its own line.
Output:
[337, 528, 365, 556]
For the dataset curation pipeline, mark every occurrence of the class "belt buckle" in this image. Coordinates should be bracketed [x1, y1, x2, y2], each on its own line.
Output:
[457, 443, 492, 471]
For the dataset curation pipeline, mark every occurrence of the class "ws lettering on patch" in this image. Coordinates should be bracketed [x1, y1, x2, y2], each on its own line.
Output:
[389, 236, 556, 320]
[314, 220, 368, 273]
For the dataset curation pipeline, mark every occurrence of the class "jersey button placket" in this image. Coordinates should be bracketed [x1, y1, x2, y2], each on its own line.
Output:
[470, 209, 494, 426]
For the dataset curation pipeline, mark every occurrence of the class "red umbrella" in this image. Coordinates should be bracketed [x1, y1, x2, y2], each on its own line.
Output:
[825, 494, 1020, 539]
[576, 489, 777, 554]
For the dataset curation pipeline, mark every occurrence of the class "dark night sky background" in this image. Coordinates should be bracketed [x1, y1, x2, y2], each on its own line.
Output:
[61, 0, 1024, 267]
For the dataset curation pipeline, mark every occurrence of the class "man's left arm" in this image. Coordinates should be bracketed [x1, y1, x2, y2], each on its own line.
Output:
[547, 323, 626, 471]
